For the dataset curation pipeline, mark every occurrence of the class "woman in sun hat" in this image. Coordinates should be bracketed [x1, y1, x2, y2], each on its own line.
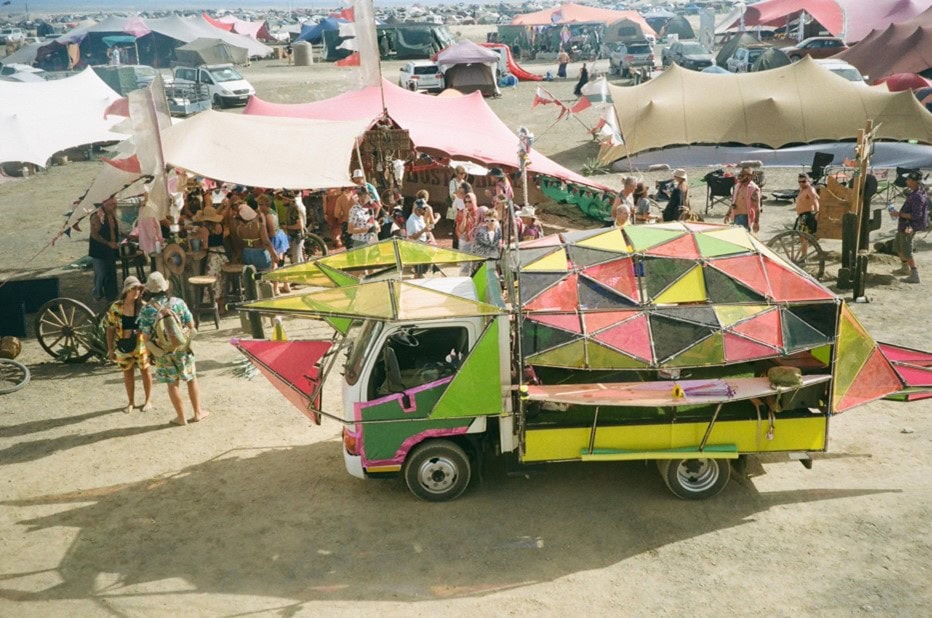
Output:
[104, 276, 153, 415]
[663, 169, 689, 222]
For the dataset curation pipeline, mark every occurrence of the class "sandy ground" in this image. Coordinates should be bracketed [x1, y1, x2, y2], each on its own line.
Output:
[1, 29, 931, 616]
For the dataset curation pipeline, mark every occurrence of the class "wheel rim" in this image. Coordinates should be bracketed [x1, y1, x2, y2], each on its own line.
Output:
[35, 298, 98, 362]
[0, 359, 29, 395]
[769, 231, 825, 279]
[416, 456, 459, 494]
[674, 459, 720, 494]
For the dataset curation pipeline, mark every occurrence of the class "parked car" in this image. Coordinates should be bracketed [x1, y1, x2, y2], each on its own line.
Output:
[398, 60, 444, 93]
[172, 64, 255, 108]
[726, 45, 769, 73]
[784, 37, 848, 61]
[815, 59, 867, 86]
[0, 28, 25, 44]
[662, 41, 713, 70]
[608, 40, 654, 76]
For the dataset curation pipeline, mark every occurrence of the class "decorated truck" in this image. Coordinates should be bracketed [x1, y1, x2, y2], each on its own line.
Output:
[235, 225, 930, 501]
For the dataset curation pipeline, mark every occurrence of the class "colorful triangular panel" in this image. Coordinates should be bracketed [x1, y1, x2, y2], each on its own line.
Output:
[527, 312, 583, 334]
[593, 314, 654, 362]
[684, 222, 724, 232]
[645, 233, 701, 259]
[432, 320, 503, 419]
[519, 272, 565, 303]
[709, 254, 770, 298]
[729, 308, 782, 348]
[581, 257, 640, 302]
[702, 227, 756, 250]
[781, 309, 832, 352]
[524, 247, 569, 272]
[567, 245, 628, 269]
[650, 315, 715, 362]
[713, 304, 771, 328]
[787, 303, 838, 338]
[763, 256, 835, 302]
[663, 332, 724, 367]
[562, 228, 609, 244]
[578, 276, 639, 310]
[703, 266, 766, 303]
[519, 247, 563, 268]
[574, 228, 630, 253]
[834, 347, 904, 413]
[654, 306, 719, 327]
[586, 340, 650, 369]
[583, 310, 641, 334]
[653, 265, 707, 304]
[520, 234, 563, 249]
[723, 332, 780, 363]
[623, 226, 686, 251]
[524, 273, 579, 312]
[643, 258, 697, 298]
[526, 339, 587, 367]
[522, 321, 580, 355]
[695, 233, 753, 258]
[832, 304, 878, 409]
[264, 260, 339, 287]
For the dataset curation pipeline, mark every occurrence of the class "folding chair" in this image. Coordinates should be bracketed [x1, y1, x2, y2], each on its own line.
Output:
[884, 166, 920, 203]
[809, 152, 835, 185]
[702, 170, 736, 215]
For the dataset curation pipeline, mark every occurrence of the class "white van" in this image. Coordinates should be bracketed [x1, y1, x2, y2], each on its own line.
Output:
[172, 64, 255, 108]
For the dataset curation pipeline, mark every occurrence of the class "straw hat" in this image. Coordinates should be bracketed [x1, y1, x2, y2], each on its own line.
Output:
[238, 203, 257, 222]
[517, 205, 537, 219]
[194, 205, 223, 223]
[161, 244, 187, 276]
[145, 271, 170, 294]
[121, 276, 143, 297]
[673, 169, 687, 180]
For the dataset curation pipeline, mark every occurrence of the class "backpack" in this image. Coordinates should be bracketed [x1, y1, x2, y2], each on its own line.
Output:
[150, 298, 190, 356]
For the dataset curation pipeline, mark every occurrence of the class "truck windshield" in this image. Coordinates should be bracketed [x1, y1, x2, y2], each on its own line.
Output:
[344, 320, 382, 386]
[210, 67, 244, 82]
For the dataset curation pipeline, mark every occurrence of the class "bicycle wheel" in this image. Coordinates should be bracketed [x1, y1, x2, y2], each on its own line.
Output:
[0, 359, 30, 395]
[303, 233, 329, 261]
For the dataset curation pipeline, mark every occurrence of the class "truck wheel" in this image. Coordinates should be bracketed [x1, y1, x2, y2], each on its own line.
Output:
[403, 440, 471, 502]
[212, 94, 225, 109]
[658, 458, 731, 500]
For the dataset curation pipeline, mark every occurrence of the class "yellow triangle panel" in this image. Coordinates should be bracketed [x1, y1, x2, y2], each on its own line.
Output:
[653, 265, 707, 304]
[662, 332, 724, 367]
[575, 228, 630, 253]
[713, 304, 771, 327]
[526, 339, 587, 368]
[320, 241, 398, 270]
[585, 340, 650, 369]
[264, 261, 339, 287]
[524, 247, 569, 272]
[431, 318, 504, 418]
[623, 226, 685, 252]
[832, 304, 877, 410]
[702, 227, 756, 250]
[396, 240, 484, 265]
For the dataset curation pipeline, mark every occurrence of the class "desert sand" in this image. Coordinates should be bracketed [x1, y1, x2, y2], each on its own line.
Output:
[1, 29, 930, 616]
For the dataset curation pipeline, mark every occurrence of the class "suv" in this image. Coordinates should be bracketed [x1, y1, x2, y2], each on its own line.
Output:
[784, 37, 847, 61]
[662, 41, 713, 70]
[172, 64, 255, 108]
[0, 28, 25, 44]
[398, 60, 444, 93]
[609, 40, 654, 76]
[726, 45, 768, 73]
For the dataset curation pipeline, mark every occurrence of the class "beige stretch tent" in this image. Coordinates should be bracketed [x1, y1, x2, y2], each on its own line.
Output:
[599, 57, 932, 163]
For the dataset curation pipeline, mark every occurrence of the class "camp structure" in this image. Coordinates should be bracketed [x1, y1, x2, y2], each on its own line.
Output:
[663, 15, 695, 40]
[377, 24, 456, 61]
[836, 6, 932, 81]
[598, 57, 932, 163]
[0, 68, 123, 167]
[174, 37, 248, 66]
[35, 15, 272, 71]
[202, 13, 273, 42]
[480, 42, 541, 81]
[510, 2, 655, 37]
[603, 17, 651, 45]
[295, 17, 346, 44]
[715, 32, 761, 67]
[436, 40, 500, 97]
[751, 47, 792, 71]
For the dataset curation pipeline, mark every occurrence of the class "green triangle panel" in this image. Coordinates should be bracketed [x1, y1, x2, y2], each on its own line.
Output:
[662, 332, 725, 368]
[650, 314, 715, 362]
[522, 320, 580, 356]
[397, 239, 483, 265]
[526, 339, 587, 368]
[781, 309, 832, 352]
[578, 276, 639, 310]
[324, 316, 353, 334]
[786, 303, 838, 338]
[623, 226, 686, 251]
[567, 245, 628, 269]
[695, 232, 753, 258]
[473, 261, 489, 303]
[703, 266, 766, 304]
[811, 344, 832, 366]
[432, 319, 504, 419]
[519, 246, 564, 268]
[643, 257, 697, 298]
[519, 272, 565, 303]
[319, 262, 358, 287]
[585, 340, 650, 369]
[654, 306, 720, 328]
[265, 261, 337, 287]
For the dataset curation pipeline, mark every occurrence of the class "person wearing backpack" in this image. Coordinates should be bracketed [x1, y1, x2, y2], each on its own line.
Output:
[892, 171, 928, 284]
[138, 272, 206, 426]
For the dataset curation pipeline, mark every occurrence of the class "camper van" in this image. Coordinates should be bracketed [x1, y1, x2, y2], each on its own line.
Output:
[172, 64, 255, 108]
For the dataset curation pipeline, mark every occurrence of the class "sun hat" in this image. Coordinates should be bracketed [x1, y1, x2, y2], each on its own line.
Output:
[145, 272, 170, 294]
[904, 170, 923, 181]
[673, 169, 687, 180]
[352, 168, 365, 179]
[194, 205, 223, 223]
[488, 167, 505, 178]
[517, 205, 537, 219]
[121, 276, 143, 297]
[238, 203, 257, 221]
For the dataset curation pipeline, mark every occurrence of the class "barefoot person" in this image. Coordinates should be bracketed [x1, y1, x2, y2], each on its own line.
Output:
[104, 276, 153, 414]
[138, 272, 206, 426]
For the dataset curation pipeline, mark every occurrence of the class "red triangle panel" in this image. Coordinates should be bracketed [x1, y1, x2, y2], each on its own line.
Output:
[584, 310, 641, 334]
[763, 257, 835, 302]
[709, 254, 771, 297]
[525, 273, 579, 312]
[528, 312, 583, 334]
[723, 332, 779, 363]
[581, 257, 640, 302]
[836, 347, 904, 413]
[593, 314, 653, 362]
[730, 309, 782, 348]
[645, 233, 701, 259]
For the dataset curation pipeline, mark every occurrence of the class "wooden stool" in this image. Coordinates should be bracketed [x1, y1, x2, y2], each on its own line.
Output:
[221, 263, 245, 307]
[188, 276, 220, 329]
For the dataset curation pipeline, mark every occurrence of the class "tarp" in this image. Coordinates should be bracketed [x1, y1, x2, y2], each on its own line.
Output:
[603, 18, 649, 44]
[664, 16, 695, 39]
[214, 14, 272, 42]
[0, 68, 124, 166]
[243, 80, 608, 191]
[480, 42, 542, 81]
[836, 6, 932, 80]
[731, 0, 932, 43]
[600, 57, 932, 161]
[751, 47, 793, 71]
[511, 3, 656, 38]
[296, 17, 346, 44]
[175, 37, 248, 66]
[876, 72, 932, 90]
[159, 111, 370, 190]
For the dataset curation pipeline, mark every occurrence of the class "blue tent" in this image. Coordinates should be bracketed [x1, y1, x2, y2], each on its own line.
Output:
[296, 17, 346, 44]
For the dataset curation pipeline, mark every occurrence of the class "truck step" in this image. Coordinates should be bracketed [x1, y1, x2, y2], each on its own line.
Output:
[579, 444, 739, 462]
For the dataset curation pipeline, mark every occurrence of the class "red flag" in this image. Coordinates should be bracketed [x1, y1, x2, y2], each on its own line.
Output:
[103, 97, 130, 118]
[336, 7, 354, 20]
[335, 52, 360, 67]
[571, 97, 592, 114]
[101, 155, 141, 174]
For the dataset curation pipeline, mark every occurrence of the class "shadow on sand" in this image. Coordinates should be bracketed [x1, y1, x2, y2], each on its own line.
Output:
[0, 443, 896, 603]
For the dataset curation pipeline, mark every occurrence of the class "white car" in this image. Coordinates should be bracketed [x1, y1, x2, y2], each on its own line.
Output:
[726, 45, 768, 73]
[815, 59, 867, 86]
[0, 28, 25, 44]
[398, 60, 444, 93]
[172, 64, 256, 108]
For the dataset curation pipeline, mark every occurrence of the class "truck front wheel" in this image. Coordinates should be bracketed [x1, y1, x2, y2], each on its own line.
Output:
[658, 458, 731, 500]
[404, 440, 471, 502]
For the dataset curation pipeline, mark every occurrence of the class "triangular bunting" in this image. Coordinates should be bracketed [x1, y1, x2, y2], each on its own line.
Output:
[645, 233, 701, 259]
[573, 228, 630, 253]
[723, 332, 780, 363]
[524, 273, 579, 312]
[432, 320, 504, 419]
[593, 313, 654, 362]
[663, 332, 724, 367]
[834, 347, 904, 413]
[730, 308, 782, 348]
[524, 247, 569, 272]
[708, 254, 771, 298]
[623, 225, 686, 251]
[583, 310, 641, 334]
[713, 304, 771, 327]
[653, 265, 707, 304]
[581, 257, 640, 302]
[763, 256, 835, 302]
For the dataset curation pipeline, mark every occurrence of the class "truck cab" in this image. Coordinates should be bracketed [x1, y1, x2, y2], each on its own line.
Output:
[172, 64, 255, 108]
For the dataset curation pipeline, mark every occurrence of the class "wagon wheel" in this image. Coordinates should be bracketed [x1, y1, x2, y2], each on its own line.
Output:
[0, 359, 30, 395]
[767, 230, 826, 280]
[34, 298, 99, 362]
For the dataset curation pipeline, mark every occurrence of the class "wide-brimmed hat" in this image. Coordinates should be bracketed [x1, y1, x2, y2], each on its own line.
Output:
[517, 206, 537, 219]
[145, 272, 170, 294]
[903, 170, 923, 182]
[352, 168, 365, 179]
[121, 276, 143, 296]
[673, 168, 687, 180]
[194, 205, 223, 223]
[238, 203, 257, 221]
[488, 167, 505, 178]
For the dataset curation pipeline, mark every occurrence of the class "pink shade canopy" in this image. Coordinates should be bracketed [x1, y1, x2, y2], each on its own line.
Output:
[243, 80, 608, 191]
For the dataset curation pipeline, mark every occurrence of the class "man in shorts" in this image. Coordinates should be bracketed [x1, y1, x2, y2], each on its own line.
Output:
[793, 173, 820, 258]
[893, 171, 928, 284]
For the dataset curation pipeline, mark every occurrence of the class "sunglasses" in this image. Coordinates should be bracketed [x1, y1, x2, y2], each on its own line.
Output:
[798, 179, 808, 184]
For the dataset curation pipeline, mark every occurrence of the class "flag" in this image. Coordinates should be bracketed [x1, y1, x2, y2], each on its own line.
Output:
[333, 0, 379, 86]
[103, 97, 130, 119]
[570, 97, 591, 114]
[102, 154, 141, 174]
[532, 86, 570, 120]
[560, 25, 571, 45]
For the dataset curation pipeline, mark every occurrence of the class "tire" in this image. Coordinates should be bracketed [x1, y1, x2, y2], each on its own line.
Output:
[0, 359, 30, 395]
[302, 233, 328, 261]
[658, 458, 731, 500]
[212, 94, 224, 109]
[403, 440, 471, 502]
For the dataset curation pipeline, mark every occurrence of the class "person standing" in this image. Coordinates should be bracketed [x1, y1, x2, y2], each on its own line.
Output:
[89, 197, 120, 302]
[351, 168, 380, 204]
[557, 48, 570, 78]
[793, 173, 820, 258]
[231, 203, 277, 273]
[725, 167, 760, 233]
[138, 272, 205, 426]
[281, 191, 306, 265]
[105, 276, 153, 415]
[574, 62, 589, 96]
[347, 189, 378, 248]
[893, 171, 928, 284]
[612, 176, 637, 227]
[663, 169, 690, 222]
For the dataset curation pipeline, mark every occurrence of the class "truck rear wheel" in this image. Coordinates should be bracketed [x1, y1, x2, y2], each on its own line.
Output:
[658, 458, 731, 500]
[403, 440, 471, 502]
